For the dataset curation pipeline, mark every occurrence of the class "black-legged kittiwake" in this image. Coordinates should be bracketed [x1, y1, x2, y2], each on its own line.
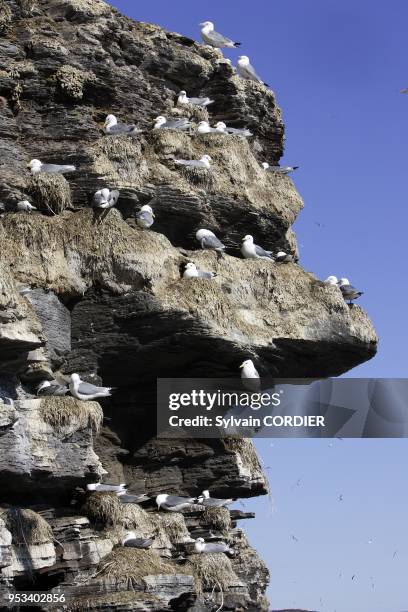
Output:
[241, 235, 273, 260]
[92, 188, 120, 209]
[37, 379, 69, 397]
[122, 532, 154, 549]
[156, 494, 196, 511]
[194, 537, 234, 555]
[275, 251, 294, 263]
[324, 275, 338, 285]
[87, 483, 127, 493]
[215, 121, 252, 137]
[196, 490, 233, 507]
[69, 373, 115, 401]
[104, 114, 142, 135]
[154, 116, 192, 130]
[28, 159, 76, 174]
[177, 90, 214, 107]
[199, 21, 241, 49]
[175, 154, 212, 169]
[0, 202, 5, 213]
[183, 262, 216, 280]
[237, 55, 268, 86]
[196, 121, 213, 134]
[16, 200, 37, 213]
[195, 229, 226, 255]
[262, 162, 299, 174]
[337, 279, 363, 304]
[136, 204, 155, 229]
[240, 359, 261, 392]
[117, 492, 150, 504]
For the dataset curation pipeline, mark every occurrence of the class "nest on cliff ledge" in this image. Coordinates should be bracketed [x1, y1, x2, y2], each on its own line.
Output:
[0, 508, 53, 545]
[82, 492, 122, 527]
[93, 136, 148, 186]
[202, 507, 232, 535]
[96, 548, 177, 589]
[119, 503, 190, 547]
[185, 553, 240, 595]
[40, 397, 103, 433]
[28, 173, 72, 215]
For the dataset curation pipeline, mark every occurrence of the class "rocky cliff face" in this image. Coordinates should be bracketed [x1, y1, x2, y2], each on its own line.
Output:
[0, 0, 377, 610]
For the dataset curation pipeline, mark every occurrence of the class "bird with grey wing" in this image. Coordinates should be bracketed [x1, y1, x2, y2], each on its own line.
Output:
[92, 188, 120, 209]
[104, 114, 142, 135]
[195, 229, 226, 256]
[16, 200, 37, 213]
[37, 379, 68, 397]
[199, 21, 241, 48]
[241, 235, 274, 260]
[174, 154, 212, 170]
[87, 483, 127, 493]
[337, 278, 363, 304]
[122, 532, 155, 549]
[183, 262, 216, 280]
[156, 493, 196, 511]
[177, 90, 214, 108]
[196, 490, 234, 507]
[262, 162, 299, 174]
[69, 373, 115, 401]
[154, 116, 192, 130]
[214, 122, 253, 137]
[237, 55, 269, 87]
[27, 159, 76, 174]
[275, 251, 294, 263]
[194, 537, 235, 555]
[136, 204, 155, 229]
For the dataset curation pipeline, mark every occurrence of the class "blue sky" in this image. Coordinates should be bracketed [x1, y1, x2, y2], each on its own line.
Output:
[107, 1, 408, 609]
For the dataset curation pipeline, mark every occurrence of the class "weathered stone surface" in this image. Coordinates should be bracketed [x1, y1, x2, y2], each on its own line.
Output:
[0, 0, 378, 609]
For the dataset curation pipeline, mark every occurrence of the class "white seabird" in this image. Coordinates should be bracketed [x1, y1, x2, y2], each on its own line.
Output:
[237, 55, 268, 87]
[183, 262, 216, 280]
[69, 373, 114, 401]
[195, 229, 226, 255]
[154, 116, 192, 130]
[196, 490, 233, 507]
[156, 493, 196, 512]
[117, 491, 150, 504]
[177, 90, 214, 107]
[175, 154, 212, 169]
[196, 121, 213, 134]
[136, 204, 155, 229]
[337, 279, 363, 304]
[16, 200, 37, 213]
[37, 380, 68, 397]
[27, 159, 76, 174]
[92, 188, 120, 209]
[0, 202, 5, 213]
[241, 235, 273, 260]
[324, 275, 338, 285]
[104, 114, 142, 135]
[194, 537, 234, 555]
[87, 483, 127, 493]
[262, 162, 299, 174]
[122, 531, 154, 549]
[215, 121, 252, 137]
[199, 21, 241, 49]
[240, 359, 261, 393]
[275, 251, 294, 263]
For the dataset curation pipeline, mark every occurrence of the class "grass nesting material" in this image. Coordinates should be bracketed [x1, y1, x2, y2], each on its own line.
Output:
[0, 508, 53, 545]
[202, 507, 231, 535]
[119, 503, 155, 533]
[177, 165, 214, 190]
[93, 136, 147, 186]
[54, 65, 95, 100]
[96, 548, 177, 590]
[28, 173, 72, 215]
[39, 397, 103, 433]
[0, 0, 12, 33]
[186, 553, 239, 595]
[82, 492, 122, 527]
[119, 504, 190, 546]
[157, 512, 190, 544]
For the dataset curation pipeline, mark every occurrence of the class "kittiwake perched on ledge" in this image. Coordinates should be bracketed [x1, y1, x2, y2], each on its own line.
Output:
[177, 90, 214, 107]
[196, 121, 213, 134]
[275, 251, 294, 263]
[199, 21, 241, 49]
[37, 380, 68, 397]
[156, 494, 196, 512]
[122, 532, 154, 549]
[87, 483, 127, 493]
[196, 490, 234, 507]
[324, 275, 338, 285]
[214, 121, 253, 137]
[183, 262, 216, 280]
[237, 55, 269, 87]
[262, 162, 299, 174]
[240, 359, 261, 392]
[104, 114, 142, 135]
[92, 188, 120, 209]
[16, 200, 37, 213]
[117, 491, 150, 504]
[154, 116, 192, 130]
[195, 229, 226, 255]
[28, 159, 76, 174]
[337, 279, 363, 304]
[69, 373, 115, 401]
[241, 235, 273, 260]
[175, 154, 212, 169]
[194, 537, 235, 555]
[136, 204, 155, 229]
